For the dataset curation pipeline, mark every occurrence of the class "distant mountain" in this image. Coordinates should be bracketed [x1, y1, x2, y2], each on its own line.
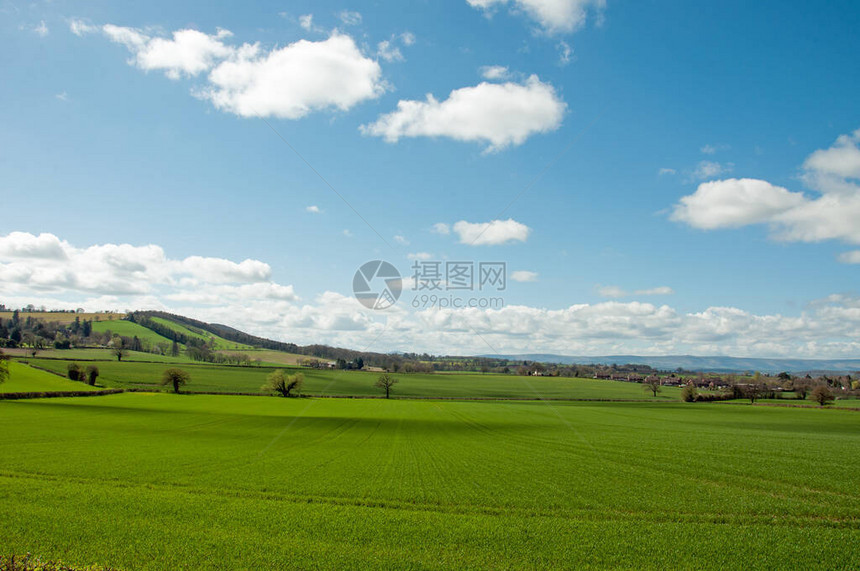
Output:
[482, 354, 860, 374]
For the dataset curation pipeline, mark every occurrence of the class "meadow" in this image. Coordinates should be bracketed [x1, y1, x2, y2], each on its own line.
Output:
[22, 356, 684, 400]
[0, 393, 857, 569]
[0, 361, 100, 393]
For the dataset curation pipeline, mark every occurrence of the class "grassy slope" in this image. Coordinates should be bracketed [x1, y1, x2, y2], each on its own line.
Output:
[0, 394, 857, 569]
[149, 316, 254, 351]
[90, 320, 176, 347]
[23, 357, 684, 399]
[0, 361, 100, 393]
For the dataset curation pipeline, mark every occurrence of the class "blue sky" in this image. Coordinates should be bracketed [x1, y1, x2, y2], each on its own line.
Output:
[2, 0, 860, 357]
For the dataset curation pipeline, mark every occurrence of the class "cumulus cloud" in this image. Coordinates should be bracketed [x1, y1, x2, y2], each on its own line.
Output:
[361, 75, 565, 152]
[671, 178, 807, 229]
[0, 232, 292, 302]
[837, 250, 860, 264]
[394, 235, 410, 245]
[306, 205, 321, 213]
[69, 19, 98, 36]
[467, 0, 605, 35]
[480, 65, 510, 80]
[672, 128, 860, 251]
[658, 167, 676, 176]
[510, 270, 538, 282]
[80, 23, 385, 119]
[557, 40, 572, 65]
[34, 20, 49, 37]
[5, 233, 860, 358]
[298, 14, 314, 31]
[451, 219, 531, 246]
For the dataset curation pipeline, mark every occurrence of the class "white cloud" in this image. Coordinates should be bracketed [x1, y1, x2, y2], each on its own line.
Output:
[511, 270, 538, 282]
[467, 0, 605, 35]
[671, 178, 807, 230]
[202, 32, 385, 119]
[306, 205, 321, 213]
[837, 250, 860, 264]
[0, 232, 288, 301]
[34, 20, 49, 37]
[432, 223, 451, 235]
[407, 252, 434, 261]
[377, 40, 403, 62]
[557, 40, 571, 65]
[103, 25, 235, 79]
[55, 92, 69, 102]
[673, 128, 860, 247]
[451, 219, 531, 246]
[400, 31, 416, 46]
[342, 229, 353, 237]
[84, 24, 385, 119]
[361, 75, 565, 152]
[636, 286, 674, 296]
[701, 144, 715, 154]
[394, 235, 410, 245]
[69, 19, 98, 36]
[298, 14, 314, 31]
[596, 285, 626, 299]
[6, 233, 860, 359]
[658, 167, 676, 176]
[480, 65, 510, 80]
[338, 11, 363, 26]
[691, 160, 733, 180]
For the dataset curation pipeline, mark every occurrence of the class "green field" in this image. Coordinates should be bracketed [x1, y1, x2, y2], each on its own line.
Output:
[1, 393, 857, 569]
[149, 316, 254, 351]
[22, 357, 684, 399]
[7, 348, 194, 363]
[91, 319, 176, 347]
[0, 361, 100, 393]
[0, 311, 124, 325]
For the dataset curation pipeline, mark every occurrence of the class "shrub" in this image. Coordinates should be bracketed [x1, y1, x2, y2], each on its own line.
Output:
[67, 362, 82, 382]
[681, 384, 697, 402]
[85, 365, 99, 386]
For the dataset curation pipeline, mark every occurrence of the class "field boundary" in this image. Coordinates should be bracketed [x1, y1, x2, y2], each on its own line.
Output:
[0, 389, 124, 400]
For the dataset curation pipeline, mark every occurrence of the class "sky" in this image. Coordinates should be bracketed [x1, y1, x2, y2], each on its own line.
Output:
[2, 0, 860, 358]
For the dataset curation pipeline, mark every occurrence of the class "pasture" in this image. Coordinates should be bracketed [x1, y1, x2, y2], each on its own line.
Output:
[22, 357, 683, 399]
[0, 361, 100, 393]
[0, 393, 857, 569]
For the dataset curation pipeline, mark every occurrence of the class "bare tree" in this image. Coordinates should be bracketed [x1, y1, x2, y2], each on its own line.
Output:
[643, 377, 661, 397]
[375, 373, 399, 399]
[264, 370, 304, 397]
[161, 368, 190, 393]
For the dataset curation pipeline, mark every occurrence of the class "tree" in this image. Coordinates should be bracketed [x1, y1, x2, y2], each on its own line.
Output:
[0, 350, 8, 384]
[643, 377, 662, 397]
[375, 373, 398, 399]
[171, 340, 180, 357]
[109, 336, 128, 361]
[86, 365, 99, 386]
[793, 378, 812, 400]
[811, 385, 834, 407]
[161, 368, 190, 393]
[681, 383, 698, 402]
[744, 381, 766, 404]
[67, 362, 82, 381]
[263, 370, 304, 397]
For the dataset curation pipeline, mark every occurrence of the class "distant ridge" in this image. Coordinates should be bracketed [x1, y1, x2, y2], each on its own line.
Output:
[481, 354, 860, 374]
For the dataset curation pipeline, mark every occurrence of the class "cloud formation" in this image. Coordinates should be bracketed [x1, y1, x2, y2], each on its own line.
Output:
[361, 75, 565, 152]
[449, 219, 532, 245]
[672, 129, 860, 256]
[467, 0, 605, 35]
[78, 23, 385, 119]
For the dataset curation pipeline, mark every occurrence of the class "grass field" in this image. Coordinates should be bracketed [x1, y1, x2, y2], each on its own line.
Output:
[0, 393, 857, 569]
[149, 316, 254, 351]
[22, 357, 684, 399]
[91, 319, 176, 347]
[6, 348, 194, 363]
[0, 361, 100, 393]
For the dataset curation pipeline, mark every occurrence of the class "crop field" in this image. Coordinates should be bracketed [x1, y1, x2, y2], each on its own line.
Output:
[0, 361, 100, 393]
[21, 357, 683, 399]
[0, 393, 857, 569]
